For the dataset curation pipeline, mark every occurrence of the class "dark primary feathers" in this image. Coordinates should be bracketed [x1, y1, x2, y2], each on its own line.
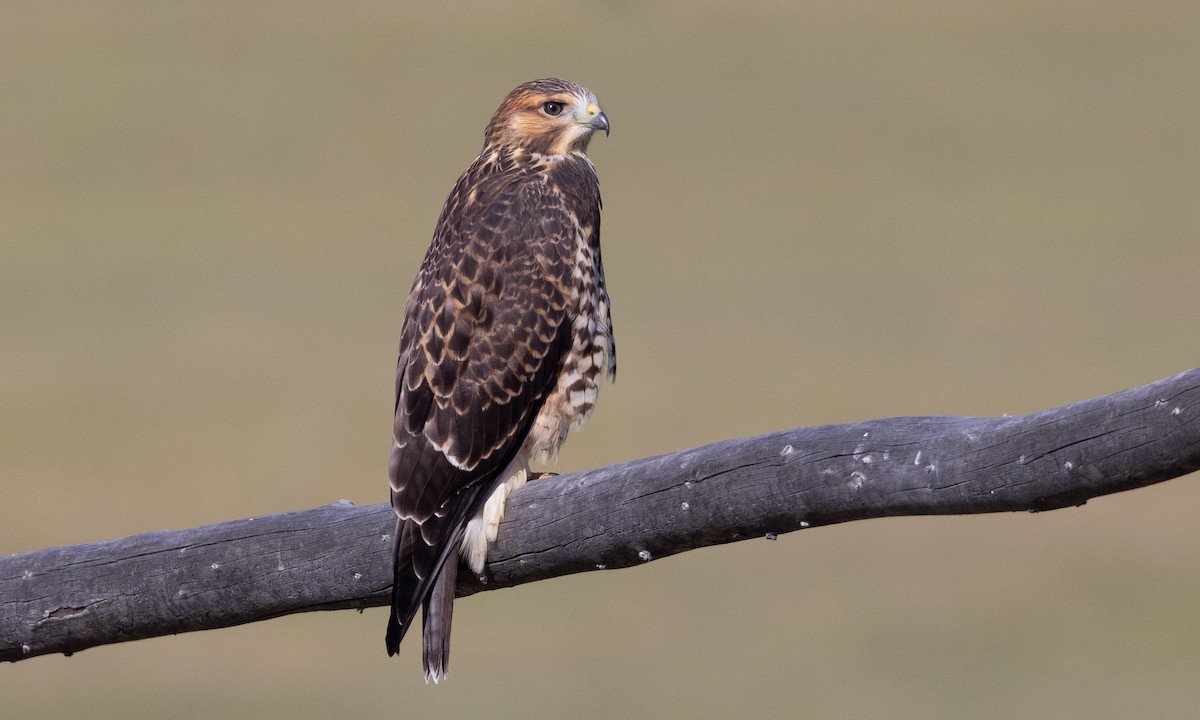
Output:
[387, 79, 613, 681]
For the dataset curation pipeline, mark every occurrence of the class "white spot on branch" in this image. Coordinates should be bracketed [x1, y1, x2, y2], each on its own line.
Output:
[43, 605, 87, 620]
[849, 471, 866, 489]
[765, 532, 777, 541]
[638, 550, 652, 562]
[914, 451, 923, 465]
[780, 444, 794, 457]
[800, 521, 811, 528]
[680, 502, 690, 510]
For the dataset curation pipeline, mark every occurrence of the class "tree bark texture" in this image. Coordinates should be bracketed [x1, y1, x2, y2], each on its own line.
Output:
[3, 368, 1198, 662]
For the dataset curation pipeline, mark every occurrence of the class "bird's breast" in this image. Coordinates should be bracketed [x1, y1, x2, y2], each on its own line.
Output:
[525, 223, 613, 462]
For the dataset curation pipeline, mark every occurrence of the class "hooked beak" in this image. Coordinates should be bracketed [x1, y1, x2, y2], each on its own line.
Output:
[590, 111, 610, 136]
[580, 101, 609, 138]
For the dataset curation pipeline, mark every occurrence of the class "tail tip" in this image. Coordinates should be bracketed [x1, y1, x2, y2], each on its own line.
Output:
[385, 616, 403, 657]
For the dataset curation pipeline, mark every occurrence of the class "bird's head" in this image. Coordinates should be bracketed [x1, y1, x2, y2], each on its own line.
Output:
[483, 78, 609, 156]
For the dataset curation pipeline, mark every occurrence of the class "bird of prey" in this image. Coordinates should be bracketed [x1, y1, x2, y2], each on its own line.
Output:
[386, 78, 614, 682]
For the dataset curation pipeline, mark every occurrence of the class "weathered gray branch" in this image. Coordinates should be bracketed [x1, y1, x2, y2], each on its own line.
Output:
[4, 368, 1199, 662]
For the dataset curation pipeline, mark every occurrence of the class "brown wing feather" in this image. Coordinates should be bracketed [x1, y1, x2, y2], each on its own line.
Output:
[386, 151, 588, 657]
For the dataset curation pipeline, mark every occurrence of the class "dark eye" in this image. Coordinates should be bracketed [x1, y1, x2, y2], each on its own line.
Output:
[542, 101, 564, 116]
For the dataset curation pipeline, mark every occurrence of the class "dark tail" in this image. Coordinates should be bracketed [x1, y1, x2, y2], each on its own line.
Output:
[386, 480, 496, 678]
[385, 516, 416, 656]
[421, 555, 458, 683]
[385, 513, 463, 682]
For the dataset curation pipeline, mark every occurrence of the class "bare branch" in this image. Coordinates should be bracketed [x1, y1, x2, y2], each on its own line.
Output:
[3, 368, 1198, 662]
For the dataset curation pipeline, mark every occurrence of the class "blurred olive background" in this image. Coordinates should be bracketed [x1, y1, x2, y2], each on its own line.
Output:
[3, 2, 1200, 718]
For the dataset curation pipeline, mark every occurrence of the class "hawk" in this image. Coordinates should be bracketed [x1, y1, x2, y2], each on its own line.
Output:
[386, 78, 614, 682]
